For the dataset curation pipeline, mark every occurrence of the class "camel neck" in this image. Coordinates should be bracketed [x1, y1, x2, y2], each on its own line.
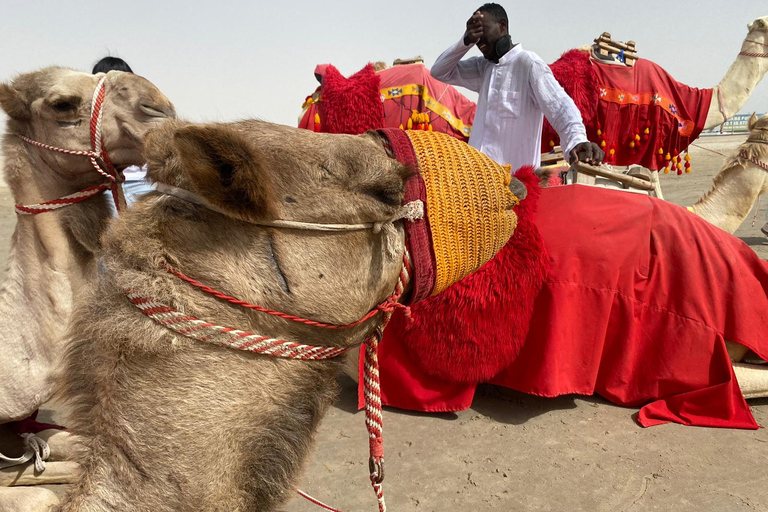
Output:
[692, 162, 767, 234]
[704, 34, 768, 129]
[0, 140, 110, 421]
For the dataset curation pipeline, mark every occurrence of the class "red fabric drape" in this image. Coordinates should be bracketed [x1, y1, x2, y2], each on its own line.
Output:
[364, 185, 768, 429]
[299, 64, 476, 141]
[590, 58, 712, 169]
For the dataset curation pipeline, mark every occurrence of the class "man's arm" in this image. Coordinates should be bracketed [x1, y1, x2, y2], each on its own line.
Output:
[529, 59, 604, 164]
[430, 38, 486, 92]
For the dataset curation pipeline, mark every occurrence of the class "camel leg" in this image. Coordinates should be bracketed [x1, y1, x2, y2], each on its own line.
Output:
[726, 340, 751, 362]
[344, 346, 361, 383]
[733, 362, 768, 399]
[33, 432, 83, 463]
[0, 487, 59, 512]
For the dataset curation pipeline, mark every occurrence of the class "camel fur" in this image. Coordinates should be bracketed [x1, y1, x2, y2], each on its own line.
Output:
[689, 113, 768, 234]
[0, 68, 175, 423]
[54, 120, 415, 512]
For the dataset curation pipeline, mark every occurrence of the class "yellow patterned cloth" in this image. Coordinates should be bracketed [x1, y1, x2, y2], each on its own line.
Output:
[406, 131, 519, 295]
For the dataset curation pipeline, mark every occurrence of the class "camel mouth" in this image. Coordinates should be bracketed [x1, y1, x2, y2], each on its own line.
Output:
[140, 103, 173, 118]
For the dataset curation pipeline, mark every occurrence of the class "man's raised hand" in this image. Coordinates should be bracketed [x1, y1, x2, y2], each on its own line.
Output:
[464, 11, 484, 46]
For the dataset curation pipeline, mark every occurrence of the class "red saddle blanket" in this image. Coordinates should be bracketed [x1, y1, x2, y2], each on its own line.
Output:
[361, 185, 768, 429]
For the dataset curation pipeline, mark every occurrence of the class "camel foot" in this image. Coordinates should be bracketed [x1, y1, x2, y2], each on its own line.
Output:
[0, 461, 80, 487]
[761, 221, 768, 237]
[733, 362, 768, 399]
[0, 486, 59, 512]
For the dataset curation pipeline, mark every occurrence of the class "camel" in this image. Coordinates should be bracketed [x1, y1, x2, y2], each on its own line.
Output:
[687, 114, 768, 234]
[703, 17, 768, 130]
[0, 68, 175, 423]
[39, 121, 518, 512]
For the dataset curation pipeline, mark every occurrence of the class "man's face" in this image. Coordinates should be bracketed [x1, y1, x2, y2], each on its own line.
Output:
[476, 15, 507, 60]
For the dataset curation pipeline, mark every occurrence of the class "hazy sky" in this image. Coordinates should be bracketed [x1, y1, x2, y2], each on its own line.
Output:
[1, 0, 766, 128]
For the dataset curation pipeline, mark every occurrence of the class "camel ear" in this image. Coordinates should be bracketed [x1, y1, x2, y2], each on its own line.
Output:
[748, 112, 759, 132]
[173, 124, 276, 219]
[0, 83, 30, 121]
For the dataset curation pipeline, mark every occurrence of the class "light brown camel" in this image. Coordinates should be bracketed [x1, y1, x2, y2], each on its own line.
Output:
[48, 121, 517, 512]
[688, 114, 768, 234]
[0, 67, 175, 426]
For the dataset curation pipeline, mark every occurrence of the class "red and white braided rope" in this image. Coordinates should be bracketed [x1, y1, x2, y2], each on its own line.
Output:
[15, 75, 125, 215]
[739, 38, 768, 58]
[741, 151, 768, 173]
[126, 292, 349, 360]
[15, 184, 110, 215]
[127, 250, 411, 511]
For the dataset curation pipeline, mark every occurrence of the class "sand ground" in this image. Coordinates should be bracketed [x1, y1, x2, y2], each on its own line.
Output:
[0, 134, 766, 511]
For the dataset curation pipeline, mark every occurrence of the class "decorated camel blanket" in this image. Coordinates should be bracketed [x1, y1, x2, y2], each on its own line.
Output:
[361, 182, 768, 429]
[299, 63, 476, 140]
[300, 55, 713, 172]
[543, 50, 713, 170]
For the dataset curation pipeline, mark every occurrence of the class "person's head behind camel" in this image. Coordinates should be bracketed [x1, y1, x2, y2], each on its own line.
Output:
[92, 56, 133, 74]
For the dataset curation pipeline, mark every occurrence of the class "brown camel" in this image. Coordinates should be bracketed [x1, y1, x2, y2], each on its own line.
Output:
[0, 67, 175, 425]
[51, 121, 518, 512]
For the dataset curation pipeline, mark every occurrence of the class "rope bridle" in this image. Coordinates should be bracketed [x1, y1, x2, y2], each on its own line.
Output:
[15, 75, 125, 215]
[128, 184, 423, 512]
[739, 38, 768, 58]
[716, 37, 768, 132]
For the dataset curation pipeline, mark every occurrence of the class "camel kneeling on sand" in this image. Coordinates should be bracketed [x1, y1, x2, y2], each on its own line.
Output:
[48, 120, 519, 512]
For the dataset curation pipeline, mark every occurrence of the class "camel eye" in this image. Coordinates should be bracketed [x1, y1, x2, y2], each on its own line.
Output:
[45, 95, 81, 115]
[364, 183, 403, 206]
[51, 100, 77, 113]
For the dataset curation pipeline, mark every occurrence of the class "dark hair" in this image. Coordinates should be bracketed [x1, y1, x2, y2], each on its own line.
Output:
[92, 56, 133, 74]
[477, 3, 508, 24]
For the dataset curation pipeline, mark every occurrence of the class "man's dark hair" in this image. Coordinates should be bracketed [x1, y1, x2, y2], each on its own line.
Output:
[92, 56, 133, 74]
[477, 3, 508, 24]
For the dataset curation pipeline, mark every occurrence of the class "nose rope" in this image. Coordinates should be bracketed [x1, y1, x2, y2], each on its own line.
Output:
[15, 75, 126, 215]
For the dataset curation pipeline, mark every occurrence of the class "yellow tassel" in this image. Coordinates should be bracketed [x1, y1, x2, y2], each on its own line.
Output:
[428, 124, 433, 132]
[600, 140, 606, 148]
[407, 118, 413, 130]
[314, 113, 320, 125]
[399, 124, 404, 130]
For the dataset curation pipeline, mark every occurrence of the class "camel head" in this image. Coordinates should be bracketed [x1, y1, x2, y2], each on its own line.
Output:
[0, 67, 175, 184]
[747, 16, 768, 34]
[137, 120, 412, 340]
[129, 121, 520, 346]
[748, 112, 768, 137]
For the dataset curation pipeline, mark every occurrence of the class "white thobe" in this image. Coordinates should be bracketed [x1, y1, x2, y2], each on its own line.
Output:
[431, 38, 588, 171]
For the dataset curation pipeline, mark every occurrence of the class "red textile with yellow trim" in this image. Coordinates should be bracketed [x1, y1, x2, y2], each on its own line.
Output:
[363, 184, 768, 429]
[542, 50, 713, 170]
[299, 64, 476, 141]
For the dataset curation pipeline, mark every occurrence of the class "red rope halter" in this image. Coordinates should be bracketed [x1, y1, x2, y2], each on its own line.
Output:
[15, 76, 125, 215]
[739, 38, 768, 58]
[131, 252, 411, 512]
